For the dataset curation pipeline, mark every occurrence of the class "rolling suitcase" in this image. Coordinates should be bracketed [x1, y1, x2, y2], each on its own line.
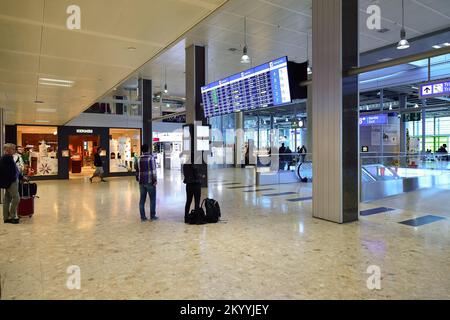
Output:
[18, 197, 34, 217]
[18, 182, 35, 218]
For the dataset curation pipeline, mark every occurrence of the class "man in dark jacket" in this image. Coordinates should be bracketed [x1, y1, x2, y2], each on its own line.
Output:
[90, 147, 106, 183]
[0, 143, 27, 224]
[183, 163, 203, 222]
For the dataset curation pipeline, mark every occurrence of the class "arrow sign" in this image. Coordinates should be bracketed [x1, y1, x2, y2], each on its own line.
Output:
[420, 79, 450, 98]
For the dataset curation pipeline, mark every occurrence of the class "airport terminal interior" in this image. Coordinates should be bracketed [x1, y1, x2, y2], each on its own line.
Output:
[0, 0, 449, 300]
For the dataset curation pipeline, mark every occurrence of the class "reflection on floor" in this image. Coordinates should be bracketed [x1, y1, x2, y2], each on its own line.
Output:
[0, 168, 449, 299]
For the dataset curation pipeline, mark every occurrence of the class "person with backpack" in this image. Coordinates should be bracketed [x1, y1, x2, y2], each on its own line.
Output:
[135, 144, 158, 222]
[90, 147, 106, 183]
[1, 143, 28, 224]
[182, 163, 203, 223]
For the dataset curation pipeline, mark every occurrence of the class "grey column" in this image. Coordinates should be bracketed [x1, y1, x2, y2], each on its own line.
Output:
[306, 84, 313, 154]
[312, 0, 359, 223]
[185, 44, 208, 187]
[399, 95, 407, 153]
[186, 45, 206, 125]
[235, 111, 244, 168]
[140, 78, 152, 146]
[421, 101, 427, 153]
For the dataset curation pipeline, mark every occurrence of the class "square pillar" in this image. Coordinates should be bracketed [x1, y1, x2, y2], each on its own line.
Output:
[140, 78, 152, 146]
[312, 0, 359, 223]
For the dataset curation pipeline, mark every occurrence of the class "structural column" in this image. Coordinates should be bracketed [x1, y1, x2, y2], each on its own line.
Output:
[140, 78, 152, 146]
[235, 111, 244, 168]
[186, 45, 206, 125]
[306, 84, 313, 154]
[312, 0, 359, 223]
[399, 95, 407, 153]
[185, 44, 208, 187]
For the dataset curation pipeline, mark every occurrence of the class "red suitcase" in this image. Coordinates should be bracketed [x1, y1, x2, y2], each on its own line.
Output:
[18, 197, 34, 217]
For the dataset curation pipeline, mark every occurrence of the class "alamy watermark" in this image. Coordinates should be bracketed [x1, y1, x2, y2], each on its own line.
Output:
[66, 5, 81, 30]
[366, 265, 381, 290]
[66, 265, 81, 290]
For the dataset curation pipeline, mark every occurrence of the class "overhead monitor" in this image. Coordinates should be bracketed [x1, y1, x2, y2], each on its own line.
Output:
[201, 57, 295, 118]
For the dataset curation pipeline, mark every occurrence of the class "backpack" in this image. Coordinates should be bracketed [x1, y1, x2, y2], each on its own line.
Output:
[202, 198, 221, 223]
[186, 207, 207, 225]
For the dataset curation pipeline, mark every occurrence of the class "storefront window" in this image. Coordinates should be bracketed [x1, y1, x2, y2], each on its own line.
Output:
[109, 128, 141, 173]
[17, 126, 58, 176]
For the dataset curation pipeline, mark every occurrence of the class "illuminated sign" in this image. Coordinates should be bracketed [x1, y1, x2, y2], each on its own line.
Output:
[419, 79, 450, 98]
[76, 129, 93, 134]
[359, 114, 388, 126]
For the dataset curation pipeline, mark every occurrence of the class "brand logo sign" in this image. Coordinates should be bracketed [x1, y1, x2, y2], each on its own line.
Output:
[419, 79, 450, 98]
[76, 129, 93, 134]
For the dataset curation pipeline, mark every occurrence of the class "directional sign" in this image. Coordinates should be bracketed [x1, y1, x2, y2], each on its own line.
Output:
[419, 79, 450, 98]
[359, 114, 388, 126]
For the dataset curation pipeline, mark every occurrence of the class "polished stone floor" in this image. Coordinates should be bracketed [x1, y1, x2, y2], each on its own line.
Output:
[0, 168, 449, 300]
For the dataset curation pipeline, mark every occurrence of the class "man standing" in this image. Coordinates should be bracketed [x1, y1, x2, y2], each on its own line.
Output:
[135, 144, 158, 222]
[0, 143, 27, 224]
[90, 147, 106, 183]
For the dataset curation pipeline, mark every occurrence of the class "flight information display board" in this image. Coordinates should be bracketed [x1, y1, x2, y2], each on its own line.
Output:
[201, 57, 292, 118]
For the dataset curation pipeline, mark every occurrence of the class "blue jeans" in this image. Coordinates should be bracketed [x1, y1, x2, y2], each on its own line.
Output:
[139, 183, 156, 219]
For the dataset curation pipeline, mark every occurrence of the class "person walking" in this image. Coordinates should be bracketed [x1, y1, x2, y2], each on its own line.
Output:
[90, 147, 106, 183]
[0, 143, 28, 224]
[182, 163, 203, 223]
[135, 144, 158, 222]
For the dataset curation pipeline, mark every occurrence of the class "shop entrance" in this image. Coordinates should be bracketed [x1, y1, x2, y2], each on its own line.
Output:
[68, 135, 100, 178]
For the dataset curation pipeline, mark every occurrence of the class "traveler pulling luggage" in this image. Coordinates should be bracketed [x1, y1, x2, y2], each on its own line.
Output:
[18, 181, 37, 218]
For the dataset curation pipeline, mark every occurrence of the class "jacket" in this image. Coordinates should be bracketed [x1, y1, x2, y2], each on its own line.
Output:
[94, 153, 103, 167]
[0, 154, 23, 189]
[183, 164, 201, 185]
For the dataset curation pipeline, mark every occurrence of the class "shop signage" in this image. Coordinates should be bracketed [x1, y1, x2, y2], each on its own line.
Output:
[419, 79, 450, 98]
[359, 114, 388, 126]
[76, 129, 93, 134]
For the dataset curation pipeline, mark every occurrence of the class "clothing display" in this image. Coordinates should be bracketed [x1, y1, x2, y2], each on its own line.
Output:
[110, 136, 133, 172]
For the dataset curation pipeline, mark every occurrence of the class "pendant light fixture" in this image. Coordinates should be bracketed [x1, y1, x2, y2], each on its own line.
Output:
[397, 0, 410, 50]
[163, 65, 168, 94]
[241, 17, 251, 64]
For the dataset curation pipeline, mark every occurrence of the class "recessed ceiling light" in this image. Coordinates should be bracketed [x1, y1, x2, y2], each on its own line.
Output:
[34, 100, 44, 104]
[228, 48, 238, 52]
[432, 45, 442, 49]
[376, 28, 390, 34]
[39, 82, 73, 87]
[443, 43, 450, 47]
[378, 57, 393, 62]
[127, 46, 137, 51]
[35, 120, 50, 123]
[37, 108, 57, 113]
[39, 77, 74, 84]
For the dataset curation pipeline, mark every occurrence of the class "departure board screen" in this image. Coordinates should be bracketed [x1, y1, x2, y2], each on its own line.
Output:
[201, 57, 292, 118]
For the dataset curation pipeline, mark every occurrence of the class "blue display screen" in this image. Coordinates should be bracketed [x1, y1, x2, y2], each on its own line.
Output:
[359, 114, 388, 126]
[201, 57, 291, 118]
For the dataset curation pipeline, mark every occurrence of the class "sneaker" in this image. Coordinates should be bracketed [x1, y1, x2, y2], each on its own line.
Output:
[101, 179, 107, 183]
[4, 219, 12, 224]
[89, 177, 93, 183]
[141, 218, 148, 222]
[150, 216, 159, 221]
[10, 219, 20, 224]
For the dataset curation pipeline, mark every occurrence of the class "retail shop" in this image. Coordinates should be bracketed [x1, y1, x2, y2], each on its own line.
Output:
[7, 125, 141, 180]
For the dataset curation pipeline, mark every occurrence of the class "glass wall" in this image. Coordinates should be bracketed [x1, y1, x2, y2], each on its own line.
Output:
[17, 126, 58, 176]
[109, 128, 141, 173]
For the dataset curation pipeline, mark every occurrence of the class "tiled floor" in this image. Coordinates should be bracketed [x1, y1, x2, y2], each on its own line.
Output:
[0, 168, 449, 299]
